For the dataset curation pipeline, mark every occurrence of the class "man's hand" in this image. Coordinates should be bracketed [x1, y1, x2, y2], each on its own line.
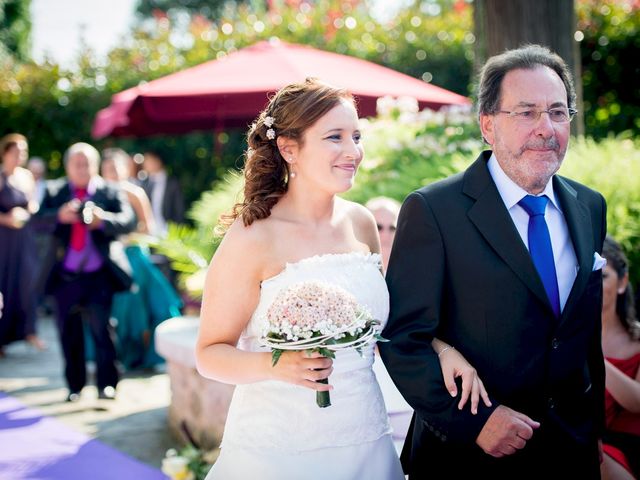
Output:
[57, 200, 81, 224]
[475, 405, 540, 457]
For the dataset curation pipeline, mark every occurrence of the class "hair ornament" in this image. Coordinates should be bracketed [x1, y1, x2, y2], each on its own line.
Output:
[264, 116, 276, 140]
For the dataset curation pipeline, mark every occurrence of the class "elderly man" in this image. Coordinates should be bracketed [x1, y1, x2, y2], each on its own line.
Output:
[380, 45, 606, 478]
[38, 142, 136, 402]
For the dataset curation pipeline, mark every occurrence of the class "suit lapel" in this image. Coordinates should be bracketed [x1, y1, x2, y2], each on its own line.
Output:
[553, 176, 594, 322]
[463, 153, 553, 311]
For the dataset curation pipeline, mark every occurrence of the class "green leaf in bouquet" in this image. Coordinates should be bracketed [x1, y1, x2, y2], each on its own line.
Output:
[271, 349, 284, 366]
[315, 347, 335, 359]
[375, 333, 389, 343]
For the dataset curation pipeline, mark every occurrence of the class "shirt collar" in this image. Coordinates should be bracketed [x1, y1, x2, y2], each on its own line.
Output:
[69, 176, 101, 196]
[487, 153, 560, 211]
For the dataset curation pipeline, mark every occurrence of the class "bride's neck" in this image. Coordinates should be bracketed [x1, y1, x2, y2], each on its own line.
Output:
[280, 188, 336, 225]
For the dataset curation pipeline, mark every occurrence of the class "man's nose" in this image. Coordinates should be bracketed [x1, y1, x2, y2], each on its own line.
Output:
[533, 111, 556, 136]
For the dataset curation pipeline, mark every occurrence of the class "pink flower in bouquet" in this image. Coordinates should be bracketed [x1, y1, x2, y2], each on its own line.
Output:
[261, 280, 385, 408]
[264, 281, 368, 342]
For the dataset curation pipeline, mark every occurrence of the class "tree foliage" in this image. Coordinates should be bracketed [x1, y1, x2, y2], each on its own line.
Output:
[0, 0, 636, 211]
[0, 0, 32, 62]
[577, 0, 640, 139]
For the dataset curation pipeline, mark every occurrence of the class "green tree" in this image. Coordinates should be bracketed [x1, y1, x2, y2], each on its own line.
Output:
[577, 0, 640, 139]
[0, 0, 32, 62]
[135, 0, 253, 23]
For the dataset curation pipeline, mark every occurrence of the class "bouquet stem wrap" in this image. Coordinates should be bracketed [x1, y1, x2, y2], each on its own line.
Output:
[316, 379, 331, 408]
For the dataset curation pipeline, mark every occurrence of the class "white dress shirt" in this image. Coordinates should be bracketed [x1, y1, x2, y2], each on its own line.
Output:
[149, 170, 168, 235]
[487, 154, 578, 311]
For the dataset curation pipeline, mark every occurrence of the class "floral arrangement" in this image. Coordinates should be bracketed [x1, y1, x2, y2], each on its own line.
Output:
[161, 422, 218, 480]
[161, 445, 218, 480]
[261, 280, 385, 407]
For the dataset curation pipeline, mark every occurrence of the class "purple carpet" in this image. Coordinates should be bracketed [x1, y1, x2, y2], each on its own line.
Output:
[0, 393, 168, 480]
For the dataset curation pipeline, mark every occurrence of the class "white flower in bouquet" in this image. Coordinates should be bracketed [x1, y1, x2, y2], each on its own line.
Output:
[161, 450, 195, 480]
[261, 280, 386, 407]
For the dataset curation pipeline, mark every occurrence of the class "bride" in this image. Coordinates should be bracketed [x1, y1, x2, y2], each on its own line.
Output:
[196, 78, 489, 479]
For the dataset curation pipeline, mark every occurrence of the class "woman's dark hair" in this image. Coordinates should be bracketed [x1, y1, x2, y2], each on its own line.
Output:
[0, 133, 27, 157]
[221, 78, 354, 228]
[603, 236, 640, 340]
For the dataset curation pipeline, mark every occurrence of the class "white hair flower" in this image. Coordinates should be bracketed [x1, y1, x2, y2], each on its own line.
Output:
[264, 115, 276, 140]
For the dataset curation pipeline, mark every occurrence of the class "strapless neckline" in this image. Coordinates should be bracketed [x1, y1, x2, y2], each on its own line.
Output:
[262, 251, 381, 286]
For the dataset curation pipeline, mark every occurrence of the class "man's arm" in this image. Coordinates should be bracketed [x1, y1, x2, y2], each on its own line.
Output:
[94, 184, 137, 236]
[379, 191, 496, 444]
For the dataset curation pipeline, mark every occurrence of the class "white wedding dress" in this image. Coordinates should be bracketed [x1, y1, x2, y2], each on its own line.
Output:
[206, 252, 404, 480]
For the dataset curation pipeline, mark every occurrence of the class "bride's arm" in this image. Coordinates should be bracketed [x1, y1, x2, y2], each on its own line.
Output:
[195, 220, 333, 391]
[432, 338, 492, 414]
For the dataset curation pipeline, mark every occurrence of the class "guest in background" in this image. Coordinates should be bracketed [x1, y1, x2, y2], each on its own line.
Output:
[27, 156, 47, 206]
[140, 150, 185, 236]
[365, 196, 401, 273]
[27, 156, 54, 316]
[139, 149, 185, 288]
[0, 133, 45, 356]
[100, 148, 182, 370]
[102, 148, 155, 235]
[37, 142, 136, 401]
[600, 236, 640, 480]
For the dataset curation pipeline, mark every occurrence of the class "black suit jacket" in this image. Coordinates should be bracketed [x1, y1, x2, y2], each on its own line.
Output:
[379, 151, 606, 477]
[140, 175, 185, 224]
[36, 177, 137, 293]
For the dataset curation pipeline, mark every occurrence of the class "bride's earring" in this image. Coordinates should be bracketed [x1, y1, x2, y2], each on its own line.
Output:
[289, 158, 296, 179]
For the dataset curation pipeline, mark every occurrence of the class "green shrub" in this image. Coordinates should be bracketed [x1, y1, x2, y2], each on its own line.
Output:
[560, 135, 640, 287]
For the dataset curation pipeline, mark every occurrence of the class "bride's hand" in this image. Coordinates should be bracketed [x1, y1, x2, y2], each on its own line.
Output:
[271, 351, 334, 391]
[438, 347, 491, 414]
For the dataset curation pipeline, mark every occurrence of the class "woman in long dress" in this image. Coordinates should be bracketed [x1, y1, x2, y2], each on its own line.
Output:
[0, 133, 45, 356]
[196, 79, 489, 479]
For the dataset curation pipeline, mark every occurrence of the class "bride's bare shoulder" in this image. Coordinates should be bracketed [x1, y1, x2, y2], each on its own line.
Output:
[337, 198, 379, 253]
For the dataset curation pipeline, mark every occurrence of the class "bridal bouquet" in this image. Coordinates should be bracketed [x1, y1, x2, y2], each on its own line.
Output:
[261, 280, 385, 408]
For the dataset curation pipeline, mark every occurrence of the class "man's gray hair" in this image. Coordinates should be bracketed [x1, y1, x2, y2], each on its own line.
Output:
[63, 142, 101, 168]
[477, 44, 576, 118]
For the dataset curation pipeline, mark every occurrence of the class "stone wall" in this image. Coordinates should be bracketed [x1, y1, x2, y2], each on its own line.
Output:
[155, 316, 235, 450]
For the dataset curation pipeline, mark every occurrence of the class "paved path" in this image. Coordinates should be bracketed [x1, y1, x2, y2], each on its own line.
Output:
[0, 316, 175, 469]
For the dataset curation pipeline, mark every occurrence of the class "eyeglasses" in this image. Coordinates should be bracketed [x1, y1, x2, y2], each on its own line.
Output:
[495, 107, 578, 124]
[377, 224, 397, 233]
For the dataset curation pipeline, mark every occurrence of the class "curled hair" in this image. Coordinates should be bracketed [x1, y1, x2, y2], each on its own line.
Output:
[220, 78, 354, 228]
[477, 44, 576, 119]
[603, 236, 640, 340]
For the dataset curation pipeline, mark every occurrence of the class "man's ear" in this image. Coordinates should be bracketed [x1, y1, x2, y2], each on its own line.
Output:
[479, 113, 495, 146]
[276, 136, 298, 165]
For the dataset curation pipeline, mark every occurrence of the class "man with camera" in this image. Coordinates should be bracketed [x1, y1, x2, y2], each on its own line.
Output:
[37, 142, 136, 402]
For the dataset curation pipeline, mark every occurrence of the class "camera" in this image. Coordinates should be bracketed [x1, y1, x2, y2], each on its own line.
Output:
[79, 201, 96, 225]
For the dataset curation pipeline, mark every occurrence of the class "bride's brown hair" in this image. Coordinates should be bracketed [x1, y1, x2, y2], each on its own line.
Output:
[220, 78, 354, 229]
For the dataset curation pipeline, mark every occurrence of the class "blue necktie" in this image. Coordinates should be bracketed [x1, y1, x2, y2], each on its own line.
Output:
[518, 195, 561, 317]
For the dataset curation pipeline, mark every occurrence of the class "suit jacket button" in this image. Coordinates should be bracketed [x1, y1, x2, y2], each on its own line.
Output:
[551, 338, 560, 349]
[548, 397, 555, 409]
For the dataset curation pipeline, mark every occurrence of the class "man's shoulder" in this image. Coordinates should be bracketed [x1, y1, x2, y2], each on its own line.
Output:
[555, 175, 605, 204]
[412, 170, 466, 202]
[45, 178, 69, 197]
